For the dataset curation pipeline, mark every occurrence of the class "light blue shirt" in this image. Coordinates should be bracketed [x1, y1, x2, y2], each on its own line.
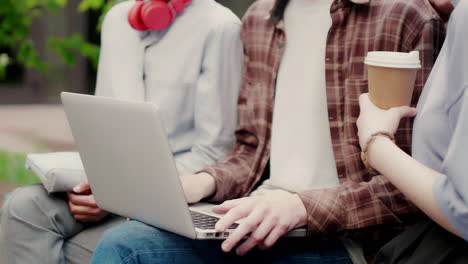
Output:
[95, 0, 243, 174]
[412, 0, 468, 241]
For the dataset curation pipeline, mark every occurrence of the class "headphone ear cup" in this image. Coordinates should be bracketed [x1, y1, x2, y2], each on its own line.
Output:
[141, 0, 175, 31]
[128, 2, 148, 31]
[171, 0, 186, 14]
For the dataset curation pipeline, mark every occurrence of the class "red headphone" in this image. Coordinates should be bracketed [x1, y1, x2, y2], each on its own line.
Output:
[128, 0, 192, 31]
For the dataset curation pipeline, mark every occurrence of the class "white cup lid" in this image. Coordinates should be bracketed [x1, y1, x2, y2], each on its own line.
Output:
[365, 51, 421, 69]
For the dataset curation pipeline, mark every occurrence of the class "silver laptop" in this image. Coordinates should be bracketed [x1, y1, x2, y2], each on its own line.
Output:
[61, 92, 306, 240]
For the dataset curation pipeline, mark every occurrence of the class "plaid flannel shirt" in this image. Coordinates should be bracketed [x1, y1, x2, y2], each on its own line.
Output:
[201, 0, 445, 236]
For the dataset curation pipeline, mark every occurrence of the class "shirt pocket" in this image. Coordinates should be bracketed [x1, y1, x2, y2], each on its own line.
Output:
[149, 80, 195, 134]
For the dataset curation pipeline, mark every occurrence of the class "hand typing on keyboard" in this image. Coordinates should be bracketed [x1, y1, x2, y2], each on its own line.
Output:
[211, 190, 307, 256]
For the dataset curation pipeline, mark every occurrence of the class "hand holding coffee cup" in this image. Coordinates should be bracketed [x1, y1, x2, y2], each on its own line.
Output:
[365, 51, 421, 110]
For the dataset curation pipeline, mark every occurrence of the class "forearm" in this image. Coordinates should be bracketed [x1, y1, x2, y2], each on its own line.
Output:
[197, 172, 217, 200]
[180, 172, 216, 204]
[200, 142, 259, 202]
[297, 174, 418, 235]
[368, 136, 459, 236]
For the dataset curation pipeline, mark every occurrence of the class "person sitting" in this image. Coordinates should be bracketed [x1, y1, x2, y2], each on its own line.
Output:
[357, 0, 468, 262]
[0, 0, 243, 263]
[90, 0, 446, 262]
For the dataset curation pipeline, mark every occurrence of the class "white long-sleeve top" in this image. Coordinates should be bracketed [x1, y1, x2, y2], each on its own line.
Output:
[95, 0, 243, 174]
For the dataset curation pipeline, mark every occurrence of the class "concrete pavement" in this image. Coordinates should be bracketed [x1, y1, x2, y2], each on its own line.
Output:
[0, 105, 76, 153]
[0, 105, 76, 206]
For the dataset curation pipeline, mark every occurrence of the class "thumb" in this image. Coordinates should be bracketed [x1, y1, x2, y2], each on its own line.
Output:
[73, 180, 90, 194]
[212, 198, 244, 214]
[396, 106, 417, 119]
[359, 93, 371, 111]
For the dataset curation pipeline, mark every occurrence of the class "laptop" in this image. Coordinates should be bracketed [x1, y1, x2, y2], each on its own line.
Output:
[61, 92, 306, 240]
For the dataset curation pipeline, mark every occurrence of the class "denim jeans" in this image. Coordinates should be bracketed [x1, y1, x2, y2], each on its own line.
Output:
[90, 221, 352, 264]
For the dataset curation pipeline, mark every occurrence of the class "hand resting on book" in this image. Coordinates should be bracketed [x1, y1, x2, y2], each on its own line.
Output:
[67, 180, 109, 223]
[25, 152, 86, 193]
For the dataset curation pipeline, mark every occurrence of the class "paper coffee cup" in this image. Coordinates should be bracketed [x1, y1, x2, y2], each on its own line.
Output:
[365, 51, 421, 110]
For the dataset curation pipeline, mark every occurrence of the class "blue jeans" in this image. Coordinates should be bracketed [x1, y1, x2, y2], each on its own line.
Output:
[90, 221, 352, 264]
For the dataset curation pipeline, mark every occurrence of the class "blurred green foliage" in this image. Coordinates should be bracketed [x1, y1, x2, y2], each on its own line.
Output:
[0, 151, 39, 185]
[0, 0, 122, 79]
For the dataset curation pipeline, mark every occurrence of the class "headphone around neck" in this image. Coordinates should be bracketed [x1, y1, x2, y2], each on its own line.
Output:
[128, 0, 192, 31]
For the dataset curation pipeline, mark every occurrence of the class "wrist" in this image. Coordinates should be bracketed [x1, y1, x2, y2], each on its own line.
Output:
[293, 194, 308, 227]
[361, 131, 395, 174]
[367, 135, 395, 169]
[196, 172, 216, 199]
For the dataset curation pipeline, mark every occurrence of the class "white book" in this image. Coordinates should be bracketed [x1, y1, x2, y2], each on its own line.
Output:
[25, 152, 86, 193]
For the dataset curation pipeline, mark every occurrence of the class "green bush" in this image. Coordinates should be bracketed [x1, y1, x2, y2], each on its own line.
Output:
[0, 151, 39, 185]
[0, 0, 122, 79]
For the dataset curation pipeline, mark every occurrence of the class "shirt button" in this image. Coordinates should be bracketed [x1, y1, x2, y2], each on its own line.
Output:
[326, 57, 331, 62]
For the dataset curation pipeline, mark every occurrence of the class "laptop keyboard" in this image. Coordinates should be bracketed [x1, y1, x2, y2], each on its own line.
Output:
[190, 211, 238, 230]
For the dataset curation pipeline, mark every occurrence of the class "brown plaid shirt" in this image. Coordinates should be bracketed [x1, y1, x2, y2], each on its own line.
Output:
[202, 0, 445, 236]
